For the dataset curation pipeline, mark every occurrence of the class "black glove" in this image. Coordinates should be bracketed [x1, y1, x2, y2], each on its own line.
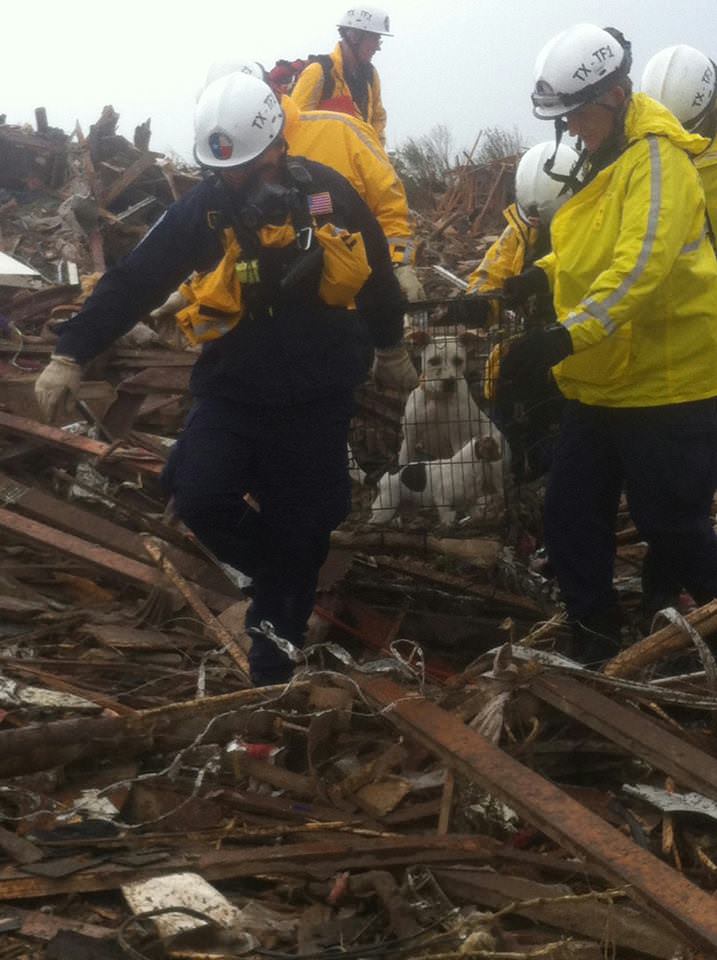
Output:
[444, 296, 491, 327]
[503, 266, 550, 307]
[499, 324, 573, 387]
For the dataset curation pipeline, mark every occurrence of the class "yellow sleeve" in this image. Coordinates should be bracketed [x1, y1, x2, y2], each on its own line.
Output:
[370, 70, 387, 146]
[467, 224, 523, 294]
[534, 250, 556, 288]
[696, 148, 717, 242]
[560, 136, 705, 354]
[353, 139, 413, 263]
[291, 62, 325, 112]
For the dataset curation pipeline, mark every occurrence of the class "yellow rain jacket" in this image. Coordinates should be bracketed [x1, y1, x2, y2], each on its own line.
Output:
[696, 131, 717, 240]
[537, 93, 717, 408]
[467, 203, 539, 324]
[282, 97, 414, 265]
[291, 43, 387, 145]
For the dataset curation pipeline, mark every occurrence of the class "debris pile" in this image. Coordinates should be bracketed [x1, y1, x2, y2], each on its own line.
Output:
[1, 109, 717, 960]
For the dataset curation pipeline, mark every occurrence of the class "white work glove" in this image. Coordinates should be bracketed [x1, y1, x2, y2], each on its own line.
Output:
[150, 289, 190, 320]
[34, 354, 82, 423]
[394, 264, 425, 302]
[373, 345, 419, 391]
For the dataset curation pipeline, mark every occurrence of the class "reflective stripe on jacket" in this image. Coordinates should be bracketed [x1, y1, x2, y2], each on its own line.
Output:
[466, 203, 538, 323]
[283, 96, 413, 264]
[291, 43, 387, 145]
[537, 93, 717, 408]
[696, 131, 717, 242]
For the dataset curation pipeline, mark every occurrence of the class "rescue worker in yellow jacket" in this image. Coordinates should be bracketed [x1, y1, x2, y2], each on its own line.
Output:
[202, 59, 421, 302]
[641, 44, 717, 240]
[500, 24, 717, 664]
[469, 142, 580, 481]
[467, 141, 581, 326]
[291, 6, 390, 145]
[33, 74, 411, 686]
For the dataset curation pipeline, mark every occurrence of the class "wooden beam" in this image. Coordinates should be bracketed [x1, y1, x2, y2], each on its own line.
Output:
[354, 673, 717, 954]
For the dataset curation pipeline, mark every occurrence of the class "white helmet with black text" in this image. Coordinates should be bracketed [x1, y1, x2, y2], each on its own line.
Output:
[515, 142, 582, 224]
[338, 6, 392, 36]
[532, 23, 632, 119]
[205, 59, 265, 89]
[197, 59, 266, 103]
[194, 74, 284, 168]
[641, 45, 716, 130]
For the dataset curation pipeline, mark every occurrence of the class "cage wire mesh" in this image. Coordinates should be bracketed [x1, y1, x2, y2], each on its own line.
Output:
[349, 320, 525, 530]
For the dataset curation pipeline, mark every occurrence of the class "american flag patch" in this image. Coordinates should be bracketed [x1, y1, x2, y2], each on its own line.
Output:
[308, 191, 333, 215]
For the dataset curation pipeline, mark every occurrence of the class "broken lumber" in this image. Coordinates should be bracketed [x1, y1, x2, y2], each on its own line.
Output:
[354, 673, 717, 954]
[529, 672, 717, 802]
[605, 598, 717, 678]
[0, 684, 303, 778]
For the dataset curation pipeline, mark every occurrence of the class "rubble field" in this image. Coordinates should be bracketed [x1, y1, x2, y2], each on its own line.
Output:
[0, 107, 716, 960]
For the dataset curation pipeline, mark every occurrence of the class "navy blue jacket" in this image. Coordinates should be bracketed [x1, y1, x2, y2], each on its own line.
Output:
[55, 158, 404, 406]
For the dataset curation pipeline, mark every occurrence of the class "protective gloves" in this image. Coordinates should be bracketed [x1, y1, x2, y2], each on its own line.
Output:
[394, 264, 425, 302]
[503, 265, 550, 307]
[373, 345, 419, 391]
[498, 325, 573, 389]
[34, 354, 82, 423]
[445, 296, 491, 328]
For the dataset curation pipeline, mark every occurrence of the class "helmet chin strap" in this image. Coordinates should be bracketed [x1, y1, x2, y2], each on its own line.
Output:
[542, 117, 588, 195]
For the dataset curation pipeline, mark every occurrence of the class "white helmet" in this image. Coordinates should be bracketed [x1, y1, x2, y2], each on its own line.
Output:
[194, 74, 284, 168]
[205, 59, 265, 89]
[641, 45, 716, 130]
[532, 23, 632, 119]
[338, 6, 392, 36]
[515, 142, 581, 224]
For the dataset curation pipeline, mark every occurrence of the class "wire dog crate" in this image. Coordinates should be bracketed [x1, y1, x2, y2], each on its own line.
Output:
[349, 319, 564, 532]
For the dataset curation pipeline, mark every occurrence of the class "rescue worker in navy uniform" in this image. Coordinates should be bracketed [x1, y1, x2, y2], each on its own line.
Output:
[500, 24, 717, 664]
[34, 74, 412, 686]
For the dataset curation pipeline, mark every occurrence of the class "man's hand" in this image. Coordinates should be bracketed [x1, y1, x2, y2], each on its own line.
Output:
[34, 354, 82, 423]
[499, 325, 572, 388]
[373, 345, 419, 391]
[503, 266, 550, 307]
[394, 264, 425, 302]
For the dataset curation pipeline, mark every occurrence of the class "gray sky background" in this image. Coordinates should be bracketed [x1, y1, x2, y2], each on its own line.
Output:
[10, 0, 717, 162]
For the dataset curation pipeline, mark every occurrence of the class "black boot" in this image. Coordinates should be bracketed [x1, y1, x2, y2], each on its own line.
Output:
[570, 605, 624, 668]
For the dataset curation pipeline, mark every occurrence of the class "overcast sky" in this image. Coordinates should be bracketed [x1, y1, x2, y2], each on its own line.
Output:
[9, 0, 716, 162]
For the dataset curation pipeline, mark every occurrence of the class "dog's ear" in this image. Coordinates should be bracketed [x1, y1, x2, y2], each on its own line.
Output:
[404, 328, 432, 348]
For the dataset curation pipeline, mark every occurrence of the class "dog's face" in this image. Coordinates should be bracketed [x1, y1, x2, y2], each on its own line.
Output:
[420, 337, 468, 394]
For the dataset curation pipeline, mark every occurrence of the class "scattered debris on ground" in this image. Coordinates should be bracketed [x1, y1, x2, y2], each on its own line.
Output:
[1, 108, 717, 960]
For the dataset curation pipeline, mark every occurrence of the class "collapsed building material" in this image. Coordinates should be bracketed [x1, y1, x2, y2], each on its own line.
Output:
[354, 673, 717, 954]
[605, 598, 717, 677]
[528, 672, 717, 801]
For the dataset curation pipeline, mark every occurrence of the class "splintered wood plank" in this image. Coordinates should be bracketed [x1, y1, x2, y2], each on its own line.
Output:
[355, 673, 717, 955]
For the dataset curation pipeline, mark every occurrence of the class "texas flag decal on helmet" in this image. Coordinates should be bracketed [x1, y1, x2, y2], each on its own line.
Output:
[209, 131, 234, 161]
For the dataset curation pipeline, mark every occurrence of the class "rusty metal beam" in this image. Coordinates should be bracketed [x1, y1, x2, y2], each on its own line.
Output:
[0, 411, 163, 478]
[0, 507, 234, 613]
[0, 835, 499, 901]
[354, 674, 717, 954]
[529, 673, 717, 803]
[0, 471, 241, 600]
[0, 506, 165, 590]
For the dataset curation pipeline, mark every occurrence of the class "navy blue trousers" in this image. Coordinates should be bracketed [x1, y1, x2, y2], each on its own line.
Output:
[162, 394, 353, 685]
[544, 399, 717, 622]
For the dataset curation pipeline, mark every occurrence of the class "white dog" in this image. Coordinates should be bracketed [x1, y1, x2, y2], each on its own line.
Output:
[400, 331, 483, 464]
[370, 432, 505, 526]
